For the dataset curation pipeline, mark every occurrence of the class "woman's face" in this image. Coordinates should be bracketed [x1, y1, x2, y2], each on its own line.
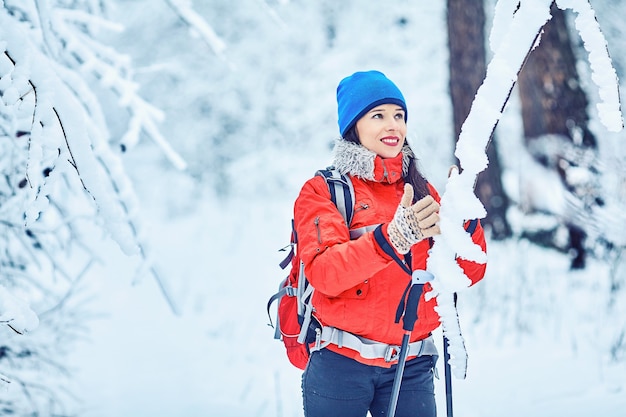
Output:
[355, 103, 406, 158]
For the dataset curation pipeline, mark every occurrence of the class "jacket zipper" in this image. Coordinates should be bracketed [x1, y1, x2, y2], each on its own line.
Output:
[314, 216, 322, 244]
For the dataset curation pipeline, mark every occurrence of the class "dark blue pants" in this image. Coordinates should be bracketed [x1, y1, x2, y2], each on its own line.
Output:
[302, 348, 438, 417]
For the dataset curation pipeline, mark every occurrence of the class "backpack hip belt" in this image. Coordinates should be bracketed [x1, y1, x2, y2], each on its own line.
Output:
[311, 326, 438, 362]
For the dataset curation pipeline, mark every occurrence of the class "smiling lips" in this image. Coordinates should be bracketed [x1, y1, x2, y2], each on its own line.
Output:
[381, 136, 400, 146]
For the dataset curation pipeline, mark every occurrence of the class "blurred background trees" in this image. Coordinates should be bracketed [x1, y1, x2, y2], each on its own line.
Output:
[517, 2, 601, 270]
[448, 0, 625, 272]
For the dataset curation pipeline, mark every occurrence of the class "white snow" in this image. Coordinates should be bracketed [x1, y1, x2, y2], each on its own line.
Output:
[557, 0, 624, 132]
[2, 1, 626, 416]
[0, 285, 39, 334]
[67, 180, 626, 416]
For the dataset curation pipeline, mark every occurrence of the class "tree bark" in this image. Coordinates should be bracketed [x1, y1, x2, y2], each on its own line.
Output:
[447, 0, 512, 240]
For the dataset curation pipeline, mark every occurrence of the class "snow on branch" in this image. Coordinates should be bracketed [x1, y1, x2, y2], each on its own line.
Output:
[1, 37, 140, 255]
[1, 2, 181, 406]
[489, 0, 521, 53]
[0, 3, 185, 261]
[428, 0, 555, 379]
[164, 0, 228, 62]
[48, 6, 187, 167]
[556, 0, 624, 132]
[430, 0, 555, 296]
[0, 285, 39, 335]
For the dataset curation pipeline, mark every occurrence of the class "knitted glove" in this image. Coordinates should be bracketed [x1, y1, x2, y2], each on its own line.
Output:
[388, 184, 441, 254]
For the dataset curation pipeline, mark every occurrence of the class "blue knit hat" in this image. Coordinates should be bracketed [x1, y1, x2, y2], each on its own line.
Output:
[336, 70, 407, 137]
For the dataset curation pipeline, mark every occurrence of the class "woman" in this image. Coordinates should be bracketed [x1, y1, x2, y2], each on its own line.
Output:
[293, 70, 487, 416]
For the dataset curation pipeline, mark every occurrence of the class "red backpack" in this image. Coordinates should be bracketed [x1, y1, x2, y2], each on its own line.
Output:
[267, 167, 354, 369]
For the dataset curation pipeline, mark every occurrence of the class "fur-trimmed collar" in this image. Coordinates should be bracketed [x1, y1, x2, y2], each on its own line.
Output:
[331, 139, 414, 181]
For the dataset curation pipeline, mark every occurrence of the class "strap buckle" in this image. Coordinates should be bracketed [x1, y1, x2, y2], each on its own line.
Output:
[284, 285, 296, 297]
[384, 345, 402, 362]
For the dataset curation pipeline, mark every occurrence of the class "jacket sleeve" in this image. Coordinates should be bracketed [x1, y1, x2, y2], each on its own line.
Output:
[458, 219, 487, 285]
[294, 176, 398, 297]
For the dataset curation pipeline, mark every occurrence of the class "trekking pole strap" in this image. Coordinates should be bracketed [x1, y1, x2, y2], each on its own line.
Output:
[311, 327, 437, 362]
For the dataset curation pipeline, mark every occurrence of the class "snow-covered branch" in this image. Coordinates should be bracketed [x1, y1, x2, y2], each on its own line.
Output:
[431, 0, 624, 379]
[48, 6, 187, 167]
[0, 285, 39, 335]
[430, 0, 553, 296]
[1, 1, 184, 412]
[556, 0, 623, 132]
[429, 0, 555, 379]
[164, 0, 228, 62]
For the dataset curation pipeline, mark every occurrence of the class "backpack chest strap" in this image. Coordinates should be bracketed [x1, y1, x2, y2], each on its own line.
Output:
[349, 224, 381, 240]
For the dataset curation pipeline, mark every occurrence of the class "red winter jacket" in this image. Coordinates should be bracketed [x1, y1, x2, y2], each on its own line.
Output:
[293, 145, 487, 367]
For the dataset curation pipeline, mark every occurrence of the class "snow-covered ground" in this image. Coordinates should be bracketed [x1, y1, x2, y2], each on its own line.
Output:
[68, 155, 626, 416]
[71, 287, 626, 417]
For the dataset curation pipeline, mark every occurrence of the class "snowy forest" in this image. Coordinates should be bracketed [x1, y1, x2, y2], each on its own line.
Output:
[1, 0, 626, 416]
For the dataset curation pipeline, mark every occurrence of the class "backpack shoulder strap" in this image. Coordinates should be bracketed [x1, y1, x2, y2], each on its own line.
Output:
[315, 167, 355, 227]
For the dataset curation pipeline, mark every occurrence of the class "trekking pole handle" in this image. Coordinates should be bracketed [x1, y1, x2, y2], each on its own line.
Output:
[395, 270, 433, 332]
[401, 282, 422, 332]
[403, 270, 433, 331]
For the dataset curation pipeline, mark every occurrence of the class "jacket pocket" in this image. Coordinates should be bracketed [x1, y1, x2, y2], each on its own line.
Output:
[336, 279, 370, 300]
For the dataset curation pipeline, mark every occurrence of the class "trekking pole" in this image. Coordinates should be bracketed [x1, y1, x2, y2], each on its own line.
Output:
[443, 292, 460, 417]
[443, 333, 454, 417]
[387, 270, 433, 417]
